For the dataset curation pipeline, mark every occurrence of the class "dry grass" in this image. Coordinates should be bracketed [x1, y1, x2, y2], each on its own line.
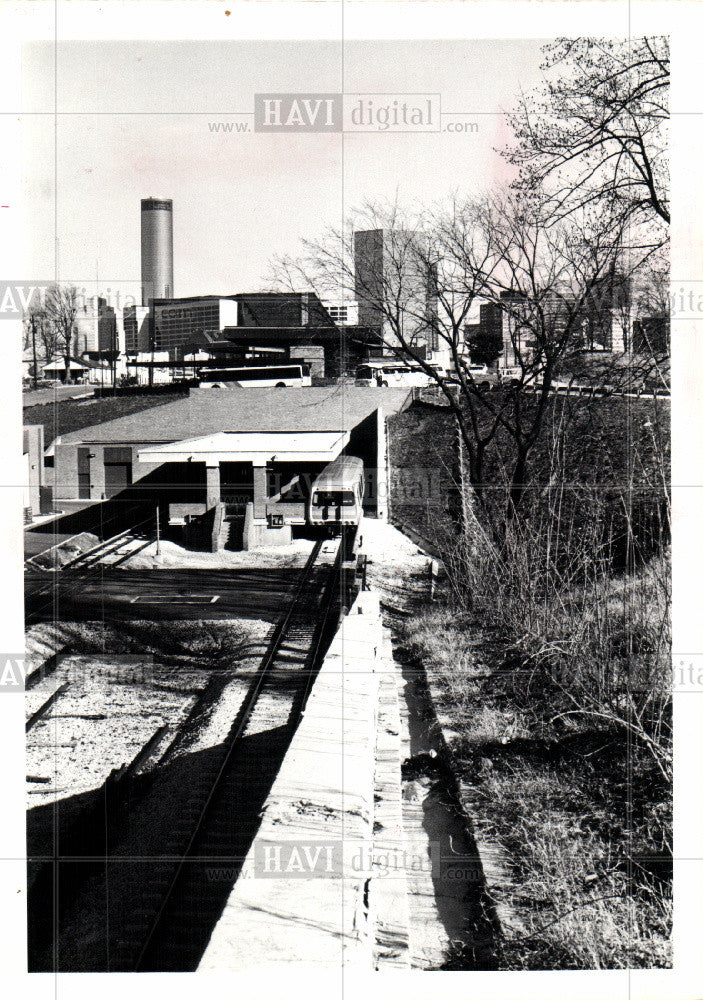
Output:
[390, 387, 671, 968]
[443, 506, 672, 778]
[403, 603, 672, 970]
[483, 762, 672, 970]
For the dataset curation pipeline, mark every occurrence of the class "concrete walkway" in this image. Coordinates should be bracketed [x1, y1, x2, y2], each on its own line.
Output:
[199, 592, 384, 970]
[199, 519, 491, 971]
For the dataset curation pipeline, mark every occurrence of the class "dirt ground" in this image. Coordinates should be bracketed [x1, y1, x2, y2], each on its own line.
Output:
[26, 618, 271, 810]
[106, 536, 322, 570]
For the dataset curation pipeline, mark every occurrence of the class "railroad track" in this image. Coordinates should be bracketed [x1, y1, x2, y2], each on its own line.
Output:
[25, 518, 155, 624]
[25, 681, 71, 732]
[107, 537, 349, 972]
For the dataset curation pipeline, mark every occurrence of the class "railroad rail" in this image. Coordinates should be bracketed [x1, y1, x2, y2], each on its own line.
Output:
[25, 682, 70, 732]
[106, 537, 350, 972]
[25, 514, 156, 624]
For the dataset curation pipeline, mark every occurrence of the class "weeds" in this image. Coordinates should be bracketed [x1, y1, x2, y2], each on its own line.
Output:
[405, 608, 672, 969]
[393, 393, 672, 968]
[434, 409, 672, 779]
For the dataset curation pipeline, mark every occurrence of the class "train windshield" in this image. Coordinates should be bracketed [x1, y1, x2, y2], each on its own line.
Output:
[312, 490, 356, 506]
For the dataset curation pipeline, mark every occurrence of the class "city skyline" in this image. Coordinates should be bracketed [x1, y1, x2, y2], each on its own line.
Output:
[22, 38, 544, 303]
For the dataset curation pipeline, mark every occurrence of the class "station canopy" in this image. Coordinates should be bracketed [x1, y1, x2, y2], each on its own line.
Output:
[138, 430, 349, 465]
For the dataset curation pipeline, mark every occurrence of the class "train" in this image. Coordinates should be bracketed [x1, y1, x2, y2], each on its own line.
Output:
[307, 455, 365, 532]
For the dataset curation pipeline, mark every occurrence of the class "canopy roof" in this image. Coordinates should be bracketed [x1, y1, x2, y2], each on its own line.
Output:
[138, 430, 349, 465]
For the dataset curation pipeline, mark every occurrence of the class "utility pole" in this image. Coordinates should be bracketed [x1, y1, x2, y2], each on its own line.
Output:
[30, 313, 39, 388]
[155, 505, 161, 556]
[149, 309, 155, 389]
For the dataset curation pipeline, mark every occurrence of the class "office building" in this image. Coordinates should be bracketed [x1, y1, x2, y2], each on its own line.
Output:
[354, 229, 439, 359]
[123, 304, 151, 353]
[152, 296, 238, 351]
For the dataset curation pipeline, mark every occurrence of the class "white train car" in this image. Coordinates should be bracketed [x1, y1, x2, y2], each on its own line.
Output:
[307, 455, 364, 531]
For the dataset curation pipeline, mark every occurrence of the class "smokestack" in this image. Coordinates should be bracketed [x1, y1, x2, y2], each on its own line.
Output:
[141, 197, 173, 305]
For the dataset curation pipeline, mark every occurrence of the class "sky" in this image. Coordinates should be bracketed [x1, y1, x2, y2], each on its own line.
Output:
[21, 38, 545, 306]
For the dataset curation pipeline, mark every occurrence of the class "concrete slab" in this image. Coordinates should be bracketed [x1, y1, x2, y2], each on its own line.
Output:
[198, 591, 382, 971]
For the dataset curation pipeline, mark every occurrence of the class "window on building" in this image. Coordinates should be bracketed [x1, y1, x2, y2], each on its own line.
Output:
[327, 306, 348, 323]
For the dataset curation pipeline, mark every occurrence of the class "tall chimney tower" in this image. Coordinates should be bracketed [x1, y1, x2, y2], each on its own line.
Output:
[141, 197, 173, 305]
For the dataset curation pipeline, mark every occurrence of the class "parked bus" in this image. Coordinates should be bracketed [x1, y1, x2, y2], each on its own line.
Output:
[198, 364, 311, 388]
[354, 362, 434, 388]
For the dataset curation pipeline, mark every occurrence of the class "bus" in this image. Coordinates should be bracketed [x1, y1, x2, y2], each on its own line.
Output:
[354, 361, 435, 388]
[198, 364, 311, 388]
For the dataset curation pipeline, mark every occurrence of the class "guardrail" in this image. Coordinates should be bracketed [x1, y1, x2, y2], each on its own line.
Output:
[411, 385, 458, 407]
[548, 382, 670, 399]
[410, 381, 670, 405]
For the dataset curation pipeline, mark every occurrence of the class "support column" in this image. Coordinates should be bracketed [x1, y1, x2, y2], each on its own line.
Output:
[206, 461, 221, 508]
[252, 463, 267, 518]
[376, 406, 388, 521]
[90, 448, 106, 501]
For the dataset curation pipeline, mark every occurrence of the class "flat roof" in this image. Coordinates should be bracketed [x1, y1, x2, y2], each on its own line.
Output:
[57, 386, 411, 446]
[139, 430, 349, 465]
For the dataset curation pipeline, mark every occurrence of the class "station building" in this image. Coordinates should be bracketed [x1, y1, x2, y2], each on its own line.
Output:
[48, 387, 411, 550]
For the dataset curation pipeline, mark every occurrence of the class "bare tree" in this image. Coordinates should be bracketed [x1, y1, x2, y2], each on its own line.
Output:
[274, 192, 640, 529]
[505, 37, 669, 228]
[635, 256, 669, 319]
[44, 284, 79, 381]
[274, 199, 503, 522]
[23, 303, 46, 386]
[37, 306, 58, 365]
[467, 193, 641, 518]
